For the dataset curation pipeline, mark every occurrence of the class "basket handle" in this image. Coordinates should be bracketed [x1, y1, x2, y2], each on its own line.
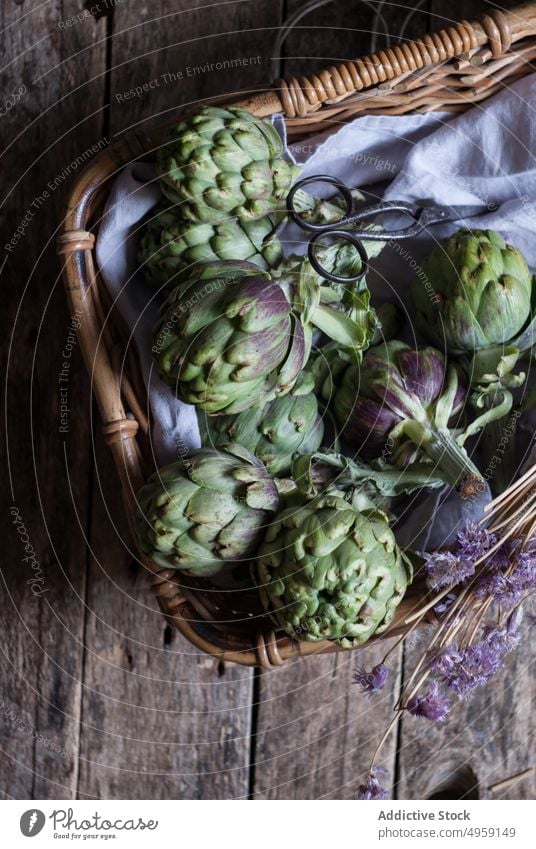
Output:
[232, 1, 536, 117]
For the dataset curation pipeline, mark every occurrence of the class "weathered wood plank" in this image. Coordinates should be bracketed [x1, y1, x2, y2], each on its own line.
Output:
[0, 0, 107, 798]
[252, 639, 402, 799]
[76, 0, 284, 800]
[106, 0, 285, 134]
[76, 436, 254, 799]
[249, 1, 430, 802]
[280, 0, 431, 80]
[394, 0, 536, 801]
[395, 630, 536, 800]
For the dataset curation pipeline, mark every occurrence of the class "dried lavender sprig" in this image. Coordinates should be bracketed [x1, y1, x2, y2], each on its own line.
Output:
[432, 614, 521, 700]
[406, 681, 450, 721]
[354, 663, 390, 696]
[405, 524, 502, 625]
[397, 524, 515, 711]
[357, 769, 389, 800]
[360, 480, 536, 800]
[402, 539, 528, 710]
[422, 550, 474, 592]
[483, 464, 536, 520]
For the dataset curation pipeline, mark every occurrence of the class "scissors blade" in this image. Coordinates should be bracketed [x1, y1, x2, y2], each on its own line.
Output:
[422, 203, 496, 226]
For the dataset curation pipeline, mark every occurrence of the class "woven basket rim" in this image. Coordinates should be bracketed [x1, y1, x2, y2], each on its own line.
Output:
[58, 0, 536, 668]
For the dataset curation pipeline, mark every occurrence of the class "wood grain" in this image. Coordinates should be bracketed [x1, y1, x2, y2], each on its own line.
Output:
[76, 434, 254, 799]
[251, 638, 402, 799]
[0, 0, 107, 798]
[248, 1, 429, 803]
[106, 0, 285, 135]
[74, 0, 283, 801]
[395, 626, 536, 800]
[394, 0, 536, 800]
[1, 0, 534, 801]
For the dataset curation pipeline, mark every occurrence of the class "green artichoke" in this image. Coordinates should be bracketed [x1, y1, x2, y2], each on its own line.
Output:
[412, 229, 532, 354]
[153, 260, 308, 414]
[330, 340, 484, 496]
[134, 444, 279, 575]
[201, 372, 324, 476]
[137, 201, 282, 290]
[157, 106, 300, 224]
[254, 491, 411, 647]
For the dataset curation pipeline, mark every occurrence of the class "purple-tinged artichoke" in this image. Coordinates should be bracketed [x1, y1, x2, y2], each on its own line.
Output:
[332, 340, 483, 496]
[153, 260, 308, 414]
[413, 230, 535, 493]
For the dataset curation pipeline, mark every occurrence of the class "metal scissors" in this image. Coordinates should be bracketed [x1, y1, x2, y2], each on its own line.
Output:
[286, 175, 495, 284]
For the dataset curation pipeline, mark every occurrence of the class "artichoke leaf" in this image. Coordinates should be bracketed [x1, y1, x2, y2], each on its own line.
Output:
[468, 344, 522, 386]
[435, 364, 463, 430]
[458, 389, 514, 446]
[310, 304, 370, 350]
[289, 187, 386, 261]
[292, 450, 448, 500]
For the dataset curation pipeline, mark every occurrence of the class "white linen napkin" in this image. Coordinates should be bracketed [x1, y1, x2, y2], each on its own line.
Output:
[96, 74, 536, 546]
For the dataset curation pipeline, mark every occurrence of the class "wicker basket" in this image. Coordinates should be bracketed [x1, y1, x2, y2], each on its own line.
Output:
[58, 2, 536, 668]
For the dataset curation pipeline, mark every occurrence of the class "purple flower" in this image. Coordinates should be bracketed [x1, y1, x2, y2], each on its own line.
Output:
[357, 770, 388, 800]
[475, 572, 519, 604]
[513, 547, 536, 591]
[476, 542, 536, 604]
[487, 540, 520, 573]
[436, 625, 520, 700]
[421, 550, 474, 591]
[482, 618, 521, 655]
[406, 681, 450, 721]
[433, 592, 457, 616]
[430, 644, 464, 677]
[456, 521, 496, 560]
[353, 663, 390, 696]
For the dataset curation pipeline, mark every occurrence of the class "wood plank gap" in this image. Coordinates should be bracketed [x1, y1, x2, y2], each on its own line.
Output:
[392, 641, 406, 800]
[75, 434, 97, 801]
[31, 594, 45, 799]
[102, 5, 115, 140]
[247, 668, 262, 799]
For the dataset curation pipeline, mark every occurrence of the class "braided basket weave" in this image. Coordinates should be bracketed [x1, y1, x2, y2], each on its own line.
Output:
[58, 2, 536, 668]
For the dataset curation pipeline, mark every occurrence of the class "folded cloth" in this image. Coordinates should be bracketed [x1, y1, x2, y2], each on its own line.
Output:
[96, 162, 200, 466]
[96, 74, 536, 545]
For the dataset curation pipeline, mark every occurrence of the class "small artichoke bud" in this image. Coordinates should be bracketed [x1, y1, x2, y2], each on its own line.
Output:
[201, 372, 323, 476]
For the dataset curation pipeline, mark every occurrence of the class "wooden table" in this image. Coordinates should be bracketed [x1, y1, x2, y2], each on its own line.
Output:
[2, 0, 534, 800]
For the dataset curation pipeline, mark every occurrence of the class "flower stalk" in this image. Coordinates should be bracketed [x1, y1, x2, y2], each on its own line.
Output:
[355, 469, 536, 799]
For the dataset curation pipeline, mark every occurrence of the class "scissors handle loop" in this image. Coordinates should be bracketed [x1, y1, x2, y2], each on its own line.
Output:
[308, 230, 369, 284]
[286, 175, 354, 232]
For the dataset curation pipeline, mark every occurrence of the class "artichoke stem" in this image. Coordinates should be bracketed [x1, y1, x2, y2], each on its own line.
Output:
[404, 420, 484, 498]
